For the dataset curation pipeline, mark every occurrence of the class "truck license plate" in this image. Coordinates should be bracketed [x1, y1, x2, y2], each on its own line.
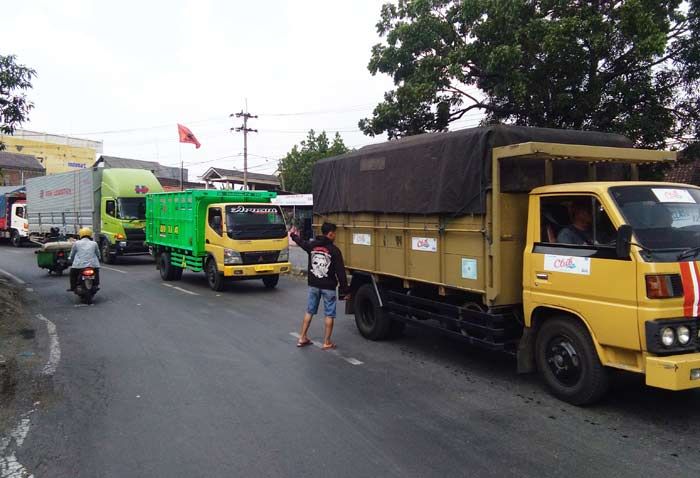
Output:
[254, 265, 274, 273]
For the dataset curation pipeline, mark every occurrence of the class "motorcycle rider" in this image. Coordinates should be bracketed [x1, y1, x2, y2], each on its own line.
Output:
[67, 227, 101, 292]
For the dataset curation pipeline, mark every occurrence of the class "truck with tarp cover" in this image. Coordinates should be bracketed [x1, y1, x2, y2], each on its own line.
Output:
[25, 168, 163, 263]
[312, 125, 700, 404]
[145, 189, 291, 291]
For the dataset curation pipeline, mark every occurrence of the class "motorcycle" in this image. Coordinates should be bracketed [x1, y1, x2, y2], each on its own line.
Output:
[74, 267, 99, 304]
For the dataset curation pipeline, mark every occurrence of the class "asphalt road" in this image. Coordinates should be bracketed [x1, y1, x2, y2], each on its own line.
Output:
[1, 244, 700, 478]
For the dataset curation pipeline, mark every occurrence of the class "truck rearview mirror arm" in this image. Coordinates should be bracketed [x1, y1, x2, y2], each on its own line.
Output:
[616, 224, 633, 258]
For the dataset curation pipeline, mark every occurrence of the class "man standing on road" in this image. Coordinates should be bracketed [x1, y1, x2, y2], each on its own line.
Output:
[291, 222, 349, 350]
[67, 227, 101, 292]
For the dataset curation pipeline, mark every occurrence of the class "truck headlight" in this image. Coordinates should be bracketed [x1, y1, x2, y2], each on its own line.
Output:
[224, 249, 242, 265]
[661, 327, 676, 347]
[278, 248, 289, 261]
[677, 325, 691, 345]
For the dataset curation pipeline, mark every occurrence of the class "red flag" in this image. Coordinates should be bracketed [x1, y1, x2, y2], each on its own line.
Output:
[177, 123, 201, 149]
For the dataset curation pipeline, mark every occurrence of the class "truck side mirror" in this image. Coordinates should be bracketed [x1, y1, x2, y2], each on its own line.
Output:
[106, 200, 116, 217]
[212, 215, 222, 233]
[303, 218, 313, 240]
[616, 224, 633, 258]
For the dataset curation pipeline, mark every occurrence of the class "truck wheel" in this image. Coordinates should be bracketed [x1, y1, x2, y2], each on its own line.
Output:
[354, 284, 391, 340]
[535, 317, 610, 405]
[11, 231, 21, 247]
[206, 258, 225, 292]
[262, 274, 279, 289]
[101, 240, 116, 265]
[159, 252, 177, 281]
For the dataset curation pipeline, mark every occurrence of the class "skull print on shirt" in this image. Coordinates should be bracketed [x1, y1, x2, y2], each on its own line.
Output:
[310, 247, 332, 279]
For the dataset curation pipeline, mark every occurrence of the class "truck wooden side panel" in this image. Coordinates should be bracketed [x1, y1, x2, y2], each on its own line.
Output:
[318, 211, 496, 301]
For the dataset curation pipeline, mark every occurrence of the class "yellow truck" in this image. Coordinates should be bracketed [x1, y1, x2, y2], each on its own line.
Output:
[313, 125, 700, 404]
[146, 190, 291, 291]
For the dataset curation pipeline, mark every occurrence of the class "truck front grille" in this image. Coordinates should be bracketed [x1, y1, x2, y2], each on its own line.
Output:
[124, 228, 146, 241]
[241, 251, 280, 265]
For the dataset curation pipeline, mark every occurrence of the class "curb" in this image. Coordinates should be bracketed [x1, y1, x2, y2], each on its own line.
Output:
[0, 354, 18, 395]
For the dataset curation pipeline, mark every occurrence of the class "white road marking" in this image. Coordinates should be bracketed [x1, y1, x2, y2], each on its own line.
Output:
[101, 266, 127, 274]
[25, 288, 33, 293]
[37, 315, 61, 376]
[290, 332, 364, 366]
[162, 283, 200, 296]
[0, 315, 62, 477]
[0, 413, 34, 478]
[0, 269, 26, 285]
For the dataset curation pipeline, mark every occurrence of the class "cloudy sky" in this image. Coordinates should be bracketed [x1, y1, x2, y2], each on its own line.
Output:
[1, 0, 417, 179]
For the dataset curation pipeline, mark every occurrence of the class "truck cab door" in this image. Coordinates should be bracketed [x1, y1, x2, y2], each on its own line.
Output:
[528, 194, 640, 352]
[11, 204, 28, 236]
[205, 207, 225, 266]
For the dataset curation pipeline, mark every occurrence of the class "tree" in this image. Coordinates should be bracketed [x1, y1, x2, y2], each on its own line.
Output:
[359, 0, 700, 148]
[278, 130, 349, 193]
[0, 54, 36, 150]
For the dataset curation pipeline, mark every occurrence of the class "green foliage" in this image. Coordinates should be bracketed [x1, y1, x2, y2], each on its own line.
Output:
[279, 130, 349, 193]
[360, 0, 700, 148]
[0, 54, 36, 150]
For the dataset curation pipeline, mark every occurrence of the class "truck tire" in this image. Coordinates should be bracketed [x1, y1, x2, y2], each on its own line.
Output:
[101, 239, 116, 265]
[206, 258, 225, 292]
[262, 274, 279, 289]
[159, 252, 178, 281]
[535, 317, 610, 405]
[354, 284, 391, 340]
[11, 230, 21, 247]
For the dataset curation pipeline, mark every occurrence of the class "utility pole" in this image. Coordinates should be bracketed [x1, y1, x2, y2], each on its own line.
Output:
[230, 105, 258, 190]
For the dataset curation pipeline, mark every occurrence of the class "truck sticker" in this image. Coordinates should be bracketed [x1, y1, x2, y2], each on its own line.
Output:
[135, 185, 150, 194]
[652, 188, 695, 204]
[39, 188, 72, 199]
[678, 262, 700, 317]
[412, 237, 437, 252]
[544, 254, 591, 275]
[461, 258, 478, 280]
[353, 233, 371, 246]
[229, 206, 278, 214]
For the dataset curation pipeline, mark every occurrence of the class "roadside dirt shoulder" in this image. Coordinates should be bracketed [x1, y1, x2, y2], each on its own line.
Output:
[0, 277, 42, 434]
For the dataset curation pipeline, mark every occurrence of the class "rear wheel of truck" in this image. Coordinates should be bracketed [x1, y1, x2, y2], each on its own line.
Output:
[535, 317, 609, 405]
[11, 231, 21, 247]
[206, 258, 225, 292]
[159, 252, 180, 281]
[354, 284, 391, 340]
[101, 239, 116, 264]
[262, 274, 279, 289]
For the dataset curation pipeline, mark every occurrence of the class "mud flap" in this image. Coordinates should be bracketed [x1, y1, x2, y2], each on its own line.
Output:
[517, 326, 536, 374]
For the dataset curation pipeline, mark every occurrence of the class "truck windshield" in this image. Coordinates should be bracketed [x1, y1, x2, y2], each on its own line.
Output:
[226, 205, 287, 240]
[610, 185, 700, 261]
[117, 198, 146, 220]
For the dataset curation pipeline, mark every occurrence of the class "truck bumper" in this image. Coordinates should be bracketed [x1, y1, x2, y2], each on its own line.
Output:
[116, 241, 149, 255]
[646, 352, 700, 391]
[223, 262, 291, 277]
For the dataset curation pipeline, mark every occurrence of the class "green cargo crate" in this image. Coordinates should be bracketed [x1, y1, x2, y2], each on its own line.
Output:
[145, 189, 277, 256]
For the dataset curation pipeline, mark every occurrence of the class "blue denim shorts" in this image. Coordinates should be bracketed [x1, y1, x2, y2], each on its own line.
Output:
[307, 287, 337, 318]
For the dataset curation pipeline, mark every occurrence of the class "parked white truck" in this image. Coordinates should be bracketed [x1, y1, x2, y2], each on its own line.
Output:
[0, 185, 28, 247]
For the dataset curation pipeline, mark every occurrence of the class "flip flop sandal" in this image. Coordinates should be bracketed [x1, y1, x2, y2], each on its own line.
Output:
[321, 343, 337, 350]
[296, 339, 313, 348]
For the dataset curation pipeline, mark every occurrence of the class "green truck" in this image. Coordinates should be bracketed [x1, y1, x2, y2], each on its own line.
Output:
[26, 168, 164, 263]
[145, 189, 292, 291]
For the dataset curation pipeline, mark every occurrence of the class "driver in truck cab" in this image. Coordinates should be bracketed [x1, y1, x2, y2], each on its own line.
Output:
[557, 199, 594, 245]
[67, 227, 101, 292]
